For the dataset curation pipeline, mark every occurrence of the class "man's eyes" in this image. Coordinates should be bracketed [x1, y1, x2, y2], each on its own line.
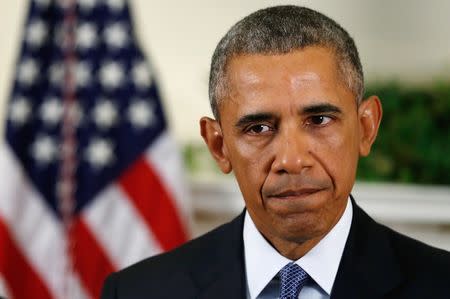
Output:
[307, 115, 333, 126]
[246, 124, 272, 134]
[244, 115, 333, 135]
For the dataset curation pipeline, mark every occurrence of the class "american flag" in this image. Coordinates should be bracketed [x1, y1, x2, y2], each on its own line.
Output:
[0, 0, 190, 298]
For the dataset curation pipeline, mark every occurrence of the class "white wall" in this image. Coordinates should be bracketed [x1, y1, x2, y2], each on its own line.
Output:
[1, 0, 450, 143]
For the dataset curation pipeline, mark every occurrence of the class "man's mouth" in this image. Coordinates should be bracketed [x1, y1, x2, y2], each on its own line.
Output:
[267, 188, 323, 199]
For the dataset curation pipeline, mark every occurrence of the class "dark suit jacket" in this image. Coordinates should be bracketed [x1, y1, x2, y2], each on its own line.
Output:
[101, 201, 450, 298]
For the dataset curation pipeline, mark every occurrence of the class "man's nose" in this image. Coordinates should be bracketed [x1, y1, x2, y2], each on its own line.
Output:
[271, 128, 313, 174]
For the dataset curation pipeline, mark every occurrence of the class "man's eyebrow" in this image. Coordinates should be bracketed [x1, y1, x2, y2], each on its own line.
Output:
[301, 103, 342, 114]
[235, 113, 275, 128]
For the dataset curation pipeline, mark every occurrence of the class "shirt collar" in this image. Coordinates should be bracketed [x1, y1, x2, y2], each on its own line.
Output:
[243, 198, 353, 299]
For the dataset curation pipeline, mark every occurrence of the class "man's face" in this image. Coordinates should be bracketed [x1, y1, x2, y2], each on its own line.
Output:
[201, 46, 381, 252]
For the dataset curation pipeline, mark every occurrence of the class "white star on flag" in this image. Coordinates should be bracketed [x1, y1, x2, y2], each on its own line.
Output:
[127, 100, 155, 129]
[78, 0, 98, 11]
[99, 61, 125, 89]
[73, 62, 92, 87]
[9, 96, 32, 126]
[92, 99, 118, 129]
[30, 135, 58, 165]
[104, 22, 128, 49]
[26, 19, 48, 48]
[131, 61, 152, 89]
[17, 58, 39, 86]
[77, 22, 98, 50]
[49, 62, 64, 86]
[40, 97, 63, 126]
[106, 0, 125, 12]
[85, 138, 115, 169]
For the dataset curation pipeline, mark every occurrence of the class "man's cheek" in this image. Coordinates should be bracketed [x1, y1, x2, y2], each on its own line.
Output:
[320, 130, 356, 156]
[234, 139, 266, 157]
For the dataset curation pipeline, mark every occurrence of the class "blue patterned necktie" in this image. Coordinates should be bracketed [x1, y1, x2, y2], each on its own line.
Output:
[279, 262, 309, 299]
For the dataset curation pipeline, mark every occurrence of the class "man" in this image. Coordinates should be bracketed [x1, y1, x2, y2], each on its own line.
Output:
[101, 5, 450, 299]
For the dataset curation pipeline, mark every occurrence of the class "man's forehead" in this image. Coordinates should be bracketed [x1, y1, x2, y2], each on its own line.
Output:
[217, 60, 356, 119]
[226, 47, 338, 78]
[227, 46, 337, 66]
[219, 48, 352, 105]
[227, 50, 337, 89]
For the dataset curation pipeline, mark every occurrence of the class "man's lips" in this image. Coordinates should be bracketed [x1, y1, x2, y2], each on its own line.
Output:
[266, 188, 323, 199]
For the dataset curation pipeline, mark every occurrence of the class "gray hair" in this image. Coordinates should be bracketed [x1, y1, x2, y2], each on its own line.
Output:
[209, 5, 364, 119]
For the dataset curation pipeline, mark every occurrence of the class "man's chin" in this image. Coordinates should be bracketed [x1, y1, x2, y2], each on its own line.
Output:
[273, 215, 328, 244]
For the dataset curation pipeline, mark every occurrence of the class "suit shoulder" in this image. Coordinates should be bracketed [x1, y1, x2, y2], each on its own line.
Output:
[382, 224, 450, 272]
[100, 214, 245, 298]
[112, 215, 241, 282]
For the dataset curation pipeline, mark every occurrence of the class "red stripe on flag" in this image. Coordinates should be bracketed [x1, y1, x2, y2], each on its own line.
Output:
[71, 218, 116, 299]
[119, 157, 188, 251]
[0, 218, 54, 299]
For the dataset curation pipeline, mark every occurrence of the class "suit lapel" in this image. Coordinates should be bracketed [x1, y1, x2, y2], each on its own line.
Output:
[188, 212, 247, 299]
[197, 259, 246, 299]
[331, 198, 404, 299]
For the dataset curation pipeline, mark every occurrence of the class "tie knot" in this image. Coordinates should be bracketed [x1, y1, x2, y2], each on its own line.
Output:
[279, 262, 309, 299]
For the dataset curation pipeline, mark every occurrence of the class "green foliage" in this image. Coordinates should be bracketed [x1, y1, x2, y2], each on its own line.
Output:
[357, 82, 450, 185]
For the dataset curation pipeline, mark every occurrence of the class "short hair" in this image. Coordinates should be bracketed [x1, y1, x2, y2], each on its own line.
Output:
[209, 5, 364, 119]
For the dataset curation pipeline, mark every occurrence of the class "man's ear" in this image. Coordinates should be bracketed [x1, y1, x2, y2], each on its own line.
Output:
[200, 117, 232, 173]
[358, 95, 382, 157]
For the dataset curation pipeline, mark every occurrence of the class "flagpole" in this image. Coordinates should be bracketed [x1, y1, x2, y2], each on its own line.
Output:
[58, 0, 78, 298]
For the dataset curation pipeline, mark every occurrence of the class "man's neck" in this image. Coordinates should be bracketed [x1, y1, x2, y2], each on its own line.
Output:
[252, 200, 348, 260]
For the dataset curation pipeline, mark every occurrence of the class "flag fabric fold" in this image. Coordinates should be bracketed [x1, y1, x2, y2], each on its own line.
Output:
[0, 0, 190, 298]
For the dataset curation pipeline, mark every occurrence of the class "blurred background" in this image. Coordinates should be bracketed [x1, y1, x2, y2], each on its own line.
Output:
[0, 1, 449, 298]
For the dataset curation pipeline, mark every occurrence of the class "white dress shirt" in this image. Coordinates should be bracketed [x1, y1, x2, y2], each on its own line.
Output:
[243, 198, 353, 299]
